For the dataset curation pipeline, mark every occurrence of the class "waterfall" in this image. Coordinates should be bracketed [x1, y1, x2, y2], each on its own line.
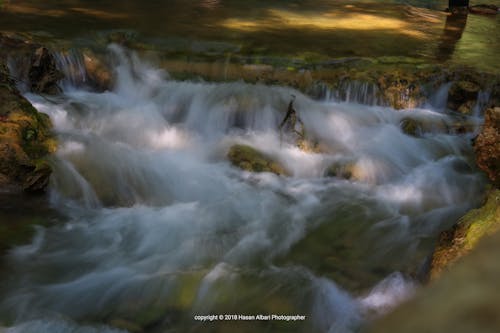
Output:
[0, 46, 486, 333]
[53, 50, 88, 88]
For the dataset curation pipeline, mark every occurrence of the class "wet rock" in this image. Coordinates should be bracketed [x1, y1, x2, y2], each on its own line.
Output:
[400, 117, 423, 137]
[367, 225, 500, 333]
[469, 4, 498, 15]
[324, 160, 359, 180]
[474, 107, 500, 186]
[0, 34, 63, 94]
[227, 144, 288, 176]
[429, 189, 500, 281]
[447, 80, 480, 114]
[377, 73, 426, 109]
[0, 59, 56, 193]
[29, 47, 63, 94]
[83, 50, 114, 91]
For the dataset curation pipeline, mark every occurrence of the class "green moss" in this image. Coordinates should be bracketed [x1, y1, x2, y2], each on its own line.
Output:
[463, 190, 500, 250]
[227, 144, 288, 176]
[430, 189, 500, 280]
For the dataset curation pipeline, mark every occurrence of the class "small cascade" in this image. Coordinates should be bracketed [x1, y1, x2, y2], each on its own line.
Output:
[0, 46, 488, 333]
[426, 82, 452, 111]
[53, 49, 88, 88]
[328, 80, 385, 106]
[472, 90, 491, 117]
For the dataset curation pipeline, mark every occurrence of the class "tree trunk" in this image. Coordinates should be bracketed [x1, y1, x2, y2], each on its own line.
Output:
[449, 0, 469, 8]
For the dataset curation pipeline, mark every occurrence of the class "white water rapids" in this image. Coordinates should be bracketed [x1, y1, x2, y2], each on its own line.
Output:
[0, 46, 486, 333]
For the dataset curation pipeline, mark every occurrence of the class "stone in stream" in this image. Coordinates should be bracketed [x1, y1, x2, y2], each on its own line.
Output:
[227, 144, 288, 176]
[82, 50, 114, 91]
[400, 117, 423, 137]
[29, 47, 63, 94]
[0, 33, 63, 94]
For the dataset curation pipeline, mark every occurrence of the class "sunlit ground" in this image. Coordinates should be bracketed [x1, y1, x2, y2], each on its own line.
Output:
[0, 1, 499, 70]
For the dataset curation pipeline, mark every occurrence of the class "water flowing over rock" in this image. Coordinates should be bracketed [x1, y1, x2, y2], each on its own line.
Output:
[227, 144, 288, 175]
[367, 227, 500, 333]
[0, 34, 63, 94]
[0, 46, 492, 333]
[54, 49, 114, 91]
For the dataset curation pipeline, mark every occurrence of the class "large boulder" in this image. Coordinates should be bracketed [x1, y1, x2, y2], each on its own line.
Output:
[429, 189, 500, 281]
[0, 59, 56, 192]
[227, 144, 288, 176]
[474, 107, 500, 186]
[367, 226, 500, 333]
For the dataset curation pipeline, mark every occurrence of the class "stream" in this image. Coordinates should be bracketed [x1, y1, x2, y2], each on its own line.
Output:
[0, 45, 487, 332]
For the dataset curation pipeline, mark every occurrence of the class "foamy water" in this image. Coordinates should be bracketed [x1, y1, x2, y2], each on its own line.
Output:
[0, 46, 485, 333]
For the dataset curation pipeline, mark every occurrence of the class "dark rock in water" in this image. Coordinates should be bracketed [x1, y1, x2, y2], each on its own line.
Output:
[469, 4, 498, 15]
[29, 47, 63, 94]
[474, 107, 500, 187]
[400, 117, 423, 137]
[0, 34, 63, 94]
[324, 160, 357, 180]
[447, 80, 480, 114]
[227, 144, 288, 176]
[0, 58, 56, 193]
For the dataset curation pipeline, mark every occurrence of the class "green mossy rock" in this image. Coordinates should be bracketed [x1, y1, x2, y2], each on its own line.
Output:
[0, 58, 56, 192]
[430, 189, 500, 281]
[227, 144, 288, 176]
[367, 228, 500, 333]
[400, 117, 423, 137]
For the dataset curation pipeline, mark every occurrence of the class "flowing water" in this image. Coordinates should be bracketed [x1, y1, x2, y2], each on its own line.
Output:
[0, 46, 487, 333]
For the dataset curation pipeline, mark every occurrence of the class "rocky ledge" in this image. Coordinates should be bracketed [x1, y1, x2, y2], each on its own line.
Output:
[0, 59, 56, 192]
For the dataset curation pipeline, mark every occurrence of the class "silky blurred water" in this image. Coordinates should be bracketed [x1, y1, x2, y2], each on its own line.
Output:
[0, 46, 487, 333]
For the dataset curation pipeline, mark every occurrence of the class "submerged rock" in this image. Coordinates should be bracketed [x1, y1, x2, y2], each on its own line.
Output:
[0, 59, 56, 192]
[227, 144, 288, 176]
[430, 189, 500, 281]
[324, 160, 360, 180]
[400, 117, 423, 137]
[474, 107, 500, 186]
